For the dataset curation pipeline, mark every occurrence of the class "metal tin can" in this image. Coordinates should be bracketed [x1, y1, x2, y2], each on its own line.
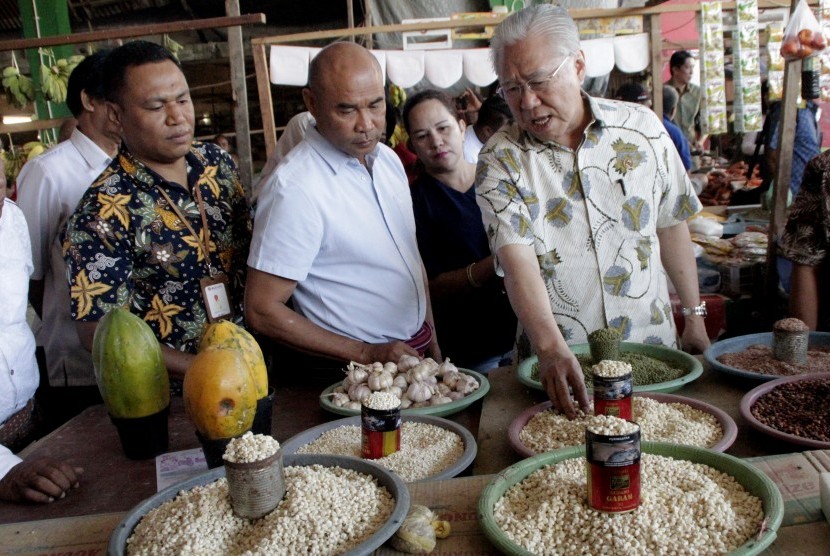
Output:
[224, 447, 286, 519]
[772, 329, 809, 365]
[592, 371, 633, 420]
[361, 404, 401, 459]
[585, 424, 641, 513]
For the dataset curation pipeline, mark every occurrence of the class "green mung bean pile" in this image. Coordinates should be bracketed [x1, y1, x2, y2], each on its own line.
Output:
[531, 352, 686, 387]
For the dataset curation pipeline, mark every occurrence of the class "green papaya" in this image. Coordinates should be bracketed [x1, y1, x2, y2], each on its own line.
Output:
[92, 307, 170, 418]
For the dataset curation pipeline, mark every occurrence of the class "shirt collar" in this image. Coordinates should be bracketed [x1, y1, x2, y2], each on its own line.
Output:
[70, 128, 113, 169]
[116, 142, 205, 191]
[305, 125, 379, 174]
[520, 92, 605, 150]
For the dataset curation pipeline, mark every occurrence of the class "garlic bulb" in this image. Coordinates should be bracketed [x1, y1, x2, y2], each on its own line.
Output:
[383, 385, 403, 398]
[330, 392, 350, 407]
[399, 395, 413, 409]
[436, 383, 451, 396]
[447, 391, 464, 401]
[398, 354, 420, 372]
[383, 361, 398, 374]
[454, 374, 479, 395]
[346, 366, 369, 384]
[393, 374, 409, 389]
[348, 382, 372, 403]
[421, 358, 440, 373]
[430, 395, 452, 406]
[367, 369, 393, 391]
[345, 401, 362, 410]
[407, 380, 433, 403]
[408, 362, 433, 382]
[442, 371, 461, 389]
[371, 361, 384, 372]
[437, 358, 458, 377]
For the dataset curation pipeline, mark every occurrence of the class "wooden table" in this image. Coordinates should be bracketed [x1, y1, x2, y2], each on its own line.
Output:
[1, 363, 829, 554]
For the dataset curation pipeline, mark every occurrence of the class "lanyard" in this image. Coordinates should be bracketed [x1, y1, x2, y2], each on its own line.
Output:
[155, 183, 217, 277]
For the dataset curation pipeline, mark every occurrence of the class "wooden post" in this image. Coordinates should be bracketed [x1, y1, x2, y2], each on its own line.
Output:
[648, 13, 663, 118]
[225, 0, 253, 195]
[253, 42, 277, 159]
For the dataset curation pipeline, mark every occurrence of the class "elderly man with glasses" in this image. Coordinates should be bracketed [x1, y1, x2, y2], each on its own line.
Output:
[476, 5, 709, 418]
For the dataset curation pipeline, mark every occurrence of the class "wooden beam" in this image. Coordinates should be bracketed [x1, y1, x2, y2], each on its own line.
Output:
[0, 14, 266, 52]
[0, 116, 67, 135]
[649, 14, 663, 118]
[252, 42, 277, 159]
[225, 0, 253, 196]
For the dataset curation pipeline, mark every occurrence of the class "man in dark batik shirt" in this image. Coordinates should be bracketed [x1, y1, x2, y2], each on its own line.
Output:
[63, 41, 251, 381]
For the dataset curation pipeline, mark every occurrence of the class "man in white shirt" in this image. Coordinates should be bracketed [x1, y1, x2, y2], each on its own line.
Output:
[0, 163, 83, 504]
[17, 51, 119, 420]
[246, 42, 440, 374]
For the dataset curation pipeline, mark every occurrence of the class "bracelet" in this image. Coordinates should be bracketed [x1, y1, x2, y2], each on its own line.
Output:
[466, 262, 482, 288]
[681, 301, 707, 317]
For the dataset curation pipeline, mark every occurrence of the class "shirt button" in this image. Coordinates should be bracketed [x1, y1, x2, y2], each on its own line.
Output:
[9, 369, 13, 375]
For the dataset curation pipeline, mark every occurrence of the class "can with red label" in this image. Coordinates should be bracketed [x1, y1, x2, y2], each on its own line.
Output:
[592, 367, 633, 420]
[361, 404, 401, 459]
[585, 423, 641, 513]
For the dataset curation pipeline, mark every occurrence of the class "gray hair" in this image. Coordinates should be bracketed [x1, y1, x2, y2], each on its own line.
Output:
[663, 85, 679, 116]
[490, 4, 580, 78]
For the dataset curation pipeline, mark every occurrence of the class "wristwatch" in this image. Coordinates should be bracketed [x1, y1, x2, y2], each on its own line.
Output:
[681, 301, 708, 317]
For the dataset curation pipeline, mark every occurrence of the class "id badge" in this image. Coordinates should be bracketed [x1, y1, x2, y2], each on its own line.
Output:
[200, 273, 233, 322]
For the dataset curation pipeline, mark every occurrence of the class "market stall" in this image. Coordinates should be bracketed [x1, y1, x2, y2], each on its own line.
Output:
[0, 362, 828, 554]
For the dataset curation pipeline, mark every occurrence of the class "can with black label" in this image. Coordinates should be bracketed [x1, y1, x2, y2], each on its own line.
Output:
[585, 423, 641, 513]
[361, 404, 401, 459]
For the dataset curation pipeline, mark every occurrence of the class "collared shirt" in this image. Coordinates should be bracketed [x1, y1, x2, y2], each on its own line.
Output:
[248, 126, 426, 343]
[476, 95, 701, 353]
[768, 100, 820, 196]
[411, 173, 516, 366]
[0, 200, 39, 424]
[667, 79, 701, 146]
[662, 115, 692, 170]
[463, 125, 484, 164]
[16, 128, 112, 386]
[63, 142, 251, 353]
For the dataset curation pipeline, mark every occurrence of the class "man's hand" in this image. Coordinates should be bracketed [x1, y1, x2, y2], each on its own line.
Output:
[680, 316, 710, 355]
[0, 457, 83, 503]
[538, 349, 591, 419]
[361, 341, 419, 365]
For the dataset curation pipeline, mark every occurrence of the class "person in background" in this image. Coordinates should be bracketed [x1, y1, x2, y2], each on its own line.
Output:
[211, 133, 239, 167]
[463, 95, 513, 164]
[57, 118, 78, 143]
[478, 5, 708, 417]
[666, 50, 706, 152]
[404, 90, 517, 372]
[455, 87, 482, 127]
[252, 111, 314, 204]
[0, 158, 83, 504]
[64, 40, 251, 382]
[779, 150, 830, 332]
[614, 81, 652, 107]
[17, 51, 120, 427]
[662, 85, 693, 171]
[246, 42, 440, 378]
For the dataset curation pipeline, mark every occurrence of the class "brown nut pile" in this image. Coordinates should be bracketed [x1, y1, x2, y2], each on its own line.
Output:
[750, 378, 830, 442]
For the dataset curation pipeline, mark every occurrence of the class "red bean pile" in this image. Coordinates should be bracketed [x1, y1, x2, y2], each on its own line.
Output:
[751, 378, 830, 442]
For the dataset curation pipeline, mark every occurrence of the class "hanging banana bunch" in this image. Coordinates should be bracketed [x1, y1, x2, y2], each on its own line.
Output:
[163, 35, 184, 60]
[2, 142, 28, 184]
[389, 84, 407, 108]
[2, 51, 35, 109]
[39, 49, 85, 104]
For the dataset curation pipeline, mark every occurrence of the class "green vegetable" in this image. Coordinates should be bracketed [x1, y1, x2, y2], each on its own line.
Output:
[531, 352, 685, 387]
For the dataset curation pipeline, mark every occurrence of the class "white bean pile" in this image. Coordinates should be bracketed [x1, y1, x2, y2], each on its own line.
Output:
[520, 398, 723, 453]
[585, 415, 639, 436]
[494, 454, 764, 555]
[223, 432, 281, 464]
[592, 360, 632, 378]
[364, 391, 401, 410]
[126, 465, 394, 555]
[296, 422, 464, 481]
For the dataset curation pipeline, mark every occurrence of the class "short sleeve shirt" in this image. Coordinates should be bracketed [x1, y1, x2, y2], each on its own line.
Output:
[63, 142, 252, 353]
[667, 81, 702, 146]
[248, 127, 426, 343]
[476, 95, 701, 350]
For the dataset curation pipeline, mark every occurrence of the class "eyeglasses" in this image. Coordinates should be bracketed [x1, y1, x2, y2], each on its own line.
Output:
[498, 55, 572, 100]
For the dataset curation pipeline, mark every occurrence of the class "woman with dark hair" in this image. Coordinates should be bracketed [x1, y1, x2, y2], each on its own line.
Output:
[403, 90, 517, 372]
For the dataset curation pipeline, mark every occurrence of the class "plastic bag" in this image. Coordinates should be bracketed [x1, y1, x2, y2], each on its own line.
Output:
[780, 0, 827, 60]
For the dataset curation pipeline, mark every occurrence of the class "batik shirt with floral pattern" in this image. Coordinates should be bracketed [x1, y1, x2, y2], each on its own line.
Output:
[63, 142, 251, 353]
[476, 95, 701, 358]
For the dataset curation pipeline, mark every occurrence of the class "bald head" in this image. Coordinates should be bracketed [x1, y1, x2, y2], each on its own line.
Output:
[308, 42, 382, 94]
[303, 42, 387, 164]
